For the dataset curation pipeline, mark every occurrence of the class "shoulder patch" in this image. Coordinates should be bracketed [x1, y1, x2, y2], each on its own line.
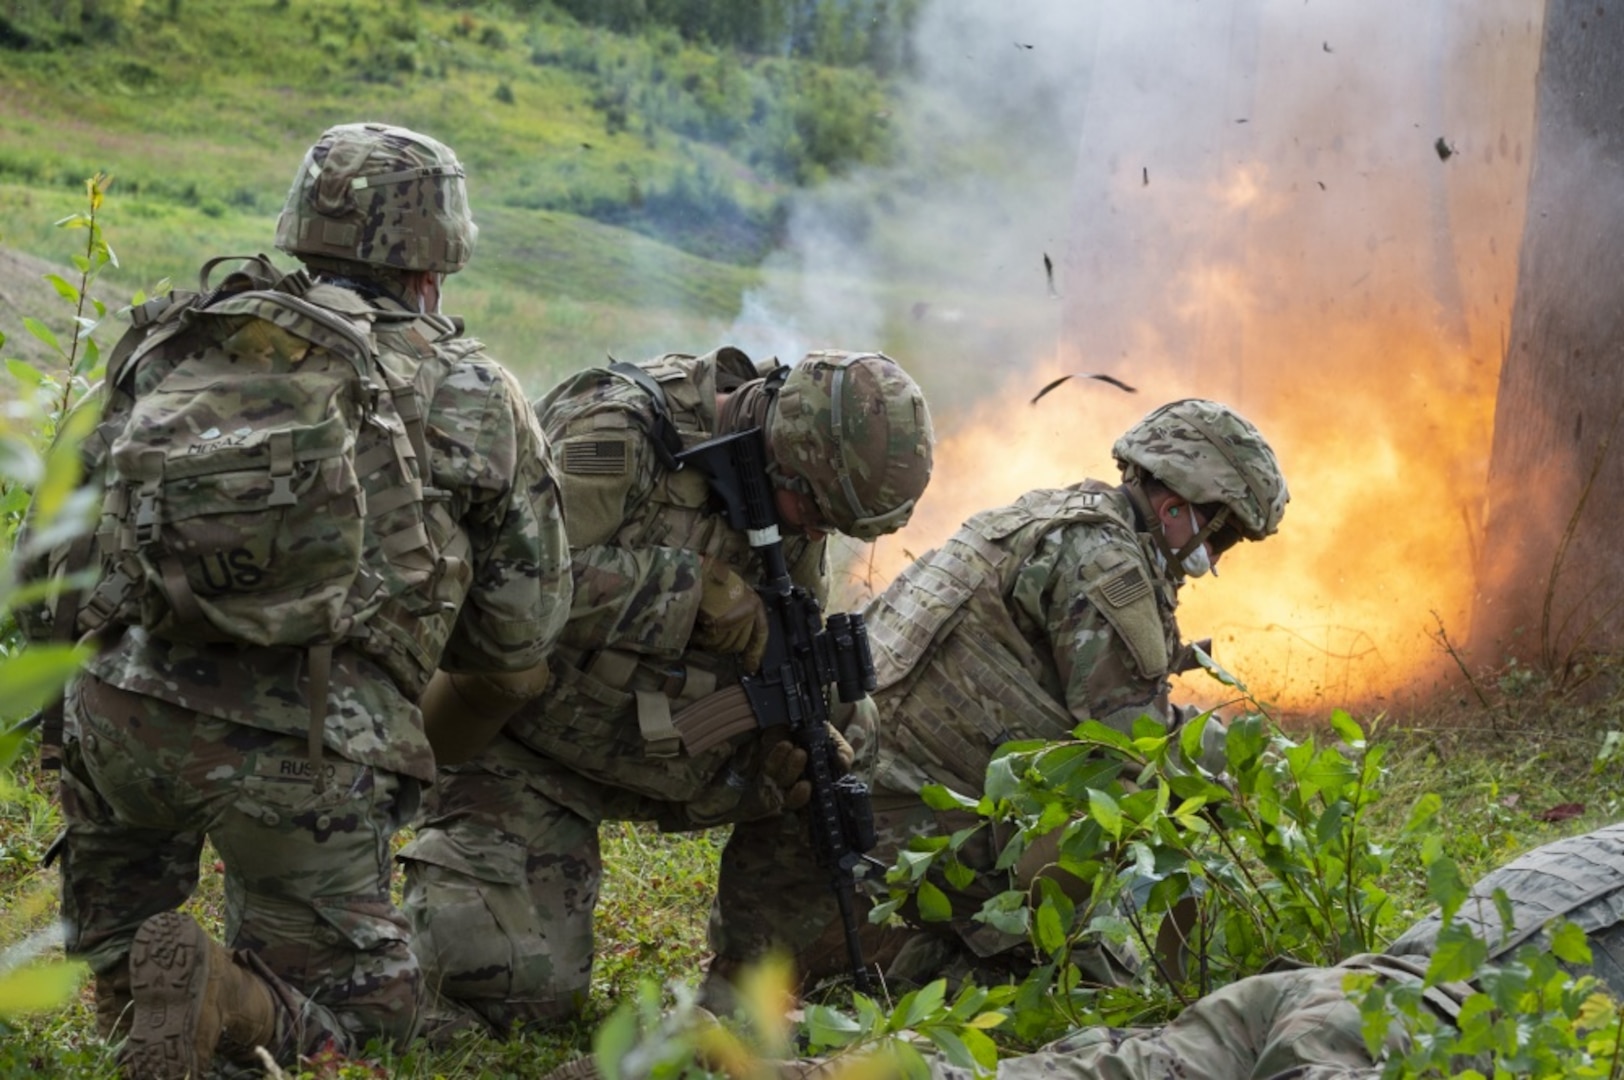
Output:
[563, 439, 627, 476]
[1098, 564, 1151, 608]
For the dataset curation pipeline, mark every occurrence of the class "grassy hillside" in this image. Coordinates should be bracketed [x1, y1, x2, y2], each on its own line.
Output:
[0, 0, 904, 387]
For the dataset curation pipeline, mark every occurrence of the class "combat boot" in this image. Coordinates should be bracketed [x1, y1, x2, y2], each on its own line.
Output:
[119, 911, 278, 1080]
[94, 965, 133, 1041]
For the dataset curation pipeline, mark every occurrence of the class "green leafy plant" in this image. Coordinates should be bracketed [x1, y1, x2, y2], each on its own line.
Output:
[590, 954, 1016, 1080]
[871, 662, 1437, 1043]
[1347, 845, 1624, 1078]
[0, 176, 133, 1022]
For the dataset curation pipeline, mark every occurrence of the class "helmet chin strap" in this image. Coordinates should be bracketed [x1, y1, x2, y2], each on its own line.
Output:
[1121, 476, 1229, 578]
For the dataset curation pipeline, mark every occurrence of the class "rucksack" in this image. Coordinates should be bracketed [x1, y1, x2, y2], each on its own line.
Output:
[22, 255, 438, 781]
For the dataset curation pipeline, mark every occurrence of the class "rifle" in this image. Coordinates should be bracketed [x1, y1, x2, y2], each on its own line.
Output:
[675, 427, 881, 995]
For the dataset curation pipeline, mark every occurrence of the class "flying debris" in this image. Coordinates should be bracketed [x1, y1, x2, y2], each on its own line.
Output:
[1434, 136, 1455, 161]
[1043, 253, 1058, 298]
[1015, 41, 1034, 49]
[1323, 41, 1333, 52]
[1030, 373, 1138, 405]
[1143, 166, 1150, 186]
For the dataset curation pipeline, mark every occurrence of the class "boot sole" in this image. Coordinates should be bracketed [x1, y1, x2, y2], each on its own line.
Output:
[120, 912, 212, 1080]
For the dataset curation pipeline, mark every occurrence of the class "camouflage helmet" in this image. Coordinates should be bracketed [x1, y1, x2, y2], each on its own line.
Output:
[767, 351, 935, 541]
[1112, 398, 1288, 540]
[275, 122, 476, 274]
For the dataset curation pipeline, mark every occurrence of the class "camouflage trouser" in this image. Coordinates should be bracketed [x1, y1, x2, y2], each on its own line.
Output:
[928, 965, 1408, 1080]
[399, 732, 662, 1032]
[58, 674, 424, 1060]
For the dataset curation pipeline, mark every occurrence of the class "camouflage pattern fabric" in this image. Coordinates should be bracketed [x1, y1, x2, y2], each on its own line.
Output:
[708, 482, 1190, 983]
[401, 348, 845, 1030]
[402, 732, 660, 1030]
[59, 675, 422, 1057]
[766, 351, 934, 540]
[1387, 821, 1624, 997]
[60, 280, 571, 1059]
[924, 956, 1434, 1080]
[275, 123, 477, 274]
[1112, 398, 1289, 540]
[84, 292, 573, 783]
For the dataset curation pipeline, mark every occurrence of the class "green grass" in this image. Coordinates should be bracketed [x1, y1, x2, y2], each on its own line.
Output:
[4, 658, 1623, 1077]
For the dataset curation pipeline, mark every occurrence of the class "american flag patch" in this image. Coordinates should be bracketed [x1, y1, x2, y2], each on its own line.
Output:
[1099, 565, 1151, 608]
[563, 439, 627, 475]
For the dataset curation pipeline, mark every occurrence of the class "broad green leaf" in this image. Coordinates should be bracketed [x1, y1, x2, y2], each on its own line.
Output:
[1490, 888, 1516, 949]
[966, 1011, 1005, 1030]
[946, 984, 989, 1021]
[892, 849, 936, 884]
[1034, 897, 1066, 955]
[1225, 714, 1266, 772]
[43, 273, 80, 303]
[78, 334, 101, 376]
[899, 979, 947, 1027]
[1073, 719, 1135, 753]
[1178, 708, 1211, 765]
[0, 435, 42, 489]
[867, 897, 902, 923]
[5, 358, 45, 388]
[590, 1003, 637, 1080]
[974, 892, 1029, 936]
[1088, 788, 1122, 840]
[804, 1004, 862, 1050]
[0, 644, 95, 724]
[1402, 792, 1443, 837]
[1551, 920, 1593, 965]
[1577, 992, 1620, 1033]
[942, 857, 975, 891]
[71, 254, 92, 272]
[0, 962, 84, 1016]
[1427, 924, 1488, 984]
[23, 317, 64, 356]
[1328, 708, 1365, 748]
[916, 880, 952, 922]
[921, 783, 979, 811]
[957, 1026, 1000, 1070]
[920, 1027, 975, 1072]
[984, 757, 1022, 801]
[1426, 856, 1468, 922]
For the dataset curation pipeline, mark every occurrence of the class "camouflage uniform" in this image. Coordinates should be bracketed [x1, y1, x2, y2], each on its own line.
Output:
[922, 954, 1437, 1080]
[709, 400, 1290, 990]
[1387, 820, 1624, 997]
[53, 124, 572, 1067]
[951, 823, 1624, 1080]
[400, 346, 934, 1031]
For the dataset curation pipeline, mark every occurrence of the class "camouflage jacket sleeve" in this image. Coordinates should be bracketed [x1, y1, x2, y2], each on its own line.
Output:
[1014, 523, 1172, 733]
[560, 544, 705, 656]
[436, 355, 572, 672]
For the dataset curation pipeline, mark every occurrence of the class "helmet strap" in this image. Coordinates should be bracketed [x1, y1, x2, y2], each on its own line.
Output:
[826, 361, 871, 522]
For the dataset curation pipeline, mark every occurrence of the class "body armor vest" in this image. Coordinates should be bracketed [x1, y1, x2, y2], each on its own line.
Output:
[864, 482, 1178, 795]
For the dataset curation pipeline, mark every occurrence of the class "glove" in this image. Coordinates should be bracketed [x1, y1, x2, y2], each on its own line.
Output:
[684, 722, 847, 826]
[765, 722, 855, 813]
[691, 557, 770, 671]
[762, 734, 811, 812]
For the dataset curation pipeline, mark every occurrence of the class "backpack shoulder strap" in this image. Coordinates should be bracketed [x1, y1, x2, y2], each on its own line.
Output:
[606, 360, 684, 472]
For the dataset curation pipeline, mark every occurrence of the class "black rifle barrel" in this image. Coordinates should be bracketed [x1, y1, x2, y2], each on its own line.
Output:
[675, 429, 876, 995]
